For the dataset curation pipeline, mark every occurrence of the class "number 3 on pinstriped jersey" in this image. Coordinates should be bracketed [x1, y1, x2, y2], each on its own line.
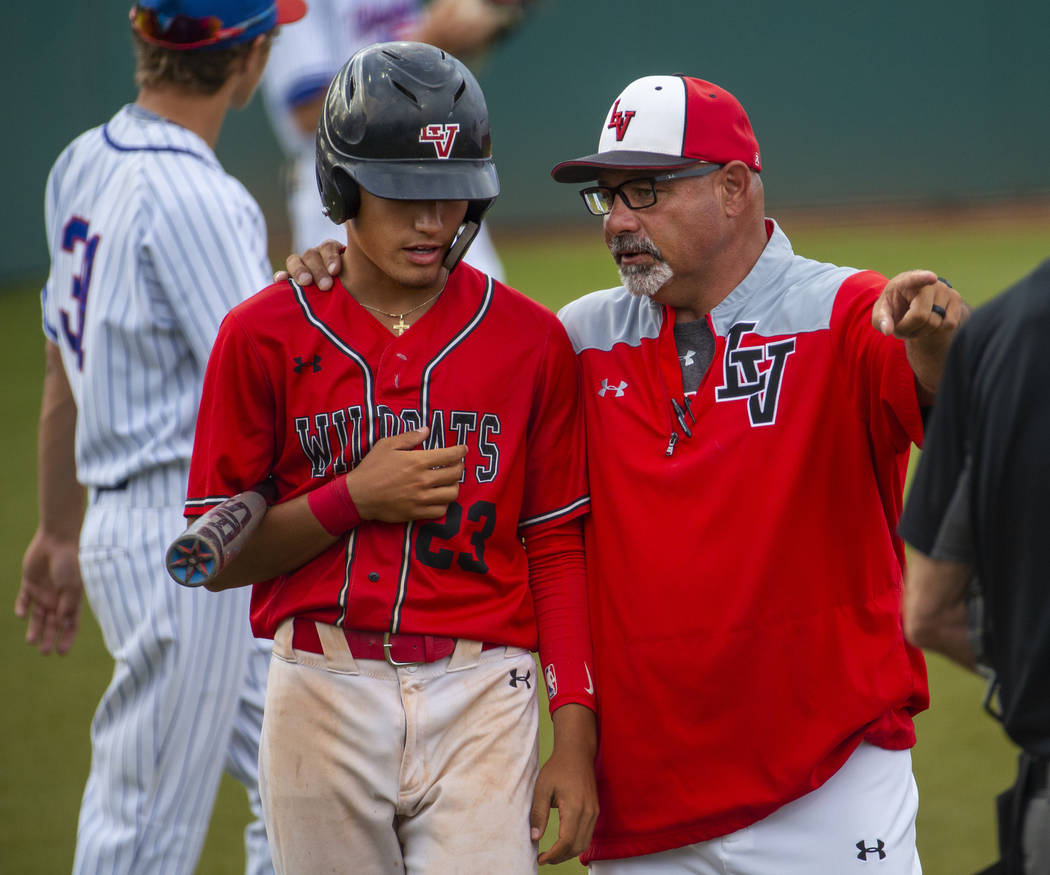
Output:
[60, 216, 100, 371]
[414, 499, 497, 573]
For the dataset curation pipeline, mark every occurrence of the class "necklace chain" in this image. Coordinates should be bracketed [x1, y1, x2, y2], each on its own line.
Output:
[355, 290, 441, 335]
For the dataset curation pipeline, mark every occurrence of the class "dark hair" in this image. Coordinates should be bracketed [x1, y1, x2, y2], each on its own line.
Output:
[132, 31, 273, 95]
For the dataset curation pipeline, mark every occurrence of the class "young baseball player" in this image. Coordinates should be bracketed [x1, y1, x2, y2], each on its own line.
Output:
[185, 41, 598, 873]
[16, 1, 306, 873]
[260, 0, 514, 276]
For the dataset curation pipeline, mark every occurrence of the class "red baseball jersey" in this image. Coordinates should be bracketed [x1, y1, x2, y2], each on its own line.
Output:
[186, 265, 589, 655]
[558, 220, 930, 862]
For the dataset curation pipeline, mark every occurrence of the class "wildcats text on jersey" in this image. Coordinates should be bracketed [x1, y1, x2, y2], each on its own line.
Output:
[294, 405, 501, 483]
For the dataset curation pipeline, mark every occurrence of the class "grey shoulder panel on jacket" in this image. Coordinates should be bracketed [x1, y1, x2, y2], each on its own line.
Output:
[558, 286, 663, 353]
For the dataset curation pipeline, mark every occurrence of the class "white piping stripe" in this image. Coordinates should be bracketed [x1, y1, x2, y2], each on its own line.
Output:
[519, 494, 590, 529]
[391, 276, 494, 631]
[291, 279, 376, 448]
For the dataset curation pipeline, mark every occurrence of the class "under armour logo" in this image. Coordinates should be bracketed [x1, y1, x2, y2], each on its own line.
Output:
[680, 349, 696, 366]
[509, 669, 531, 689]
[856, 839, 886, 861]
[293, 355, 322, 373]
[419, 123, 460, 158]
[606, 99, 636, 141]
[715, 321, 795, 426]
[598, 378, 627, 398]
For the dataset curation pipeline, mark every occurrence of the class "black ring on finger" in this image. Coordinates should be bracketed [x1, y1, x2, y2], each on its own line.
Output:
[931, 304, 947, 318]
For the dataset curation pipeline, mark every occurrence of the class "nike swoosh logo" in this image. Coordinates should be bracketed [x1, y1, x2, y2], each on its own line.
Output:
[584, 663, 594, 696]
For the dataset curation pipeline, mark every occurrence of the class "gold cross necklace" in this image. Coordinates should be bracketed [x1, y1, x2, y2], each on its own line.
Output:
[356, 290, 442, 336]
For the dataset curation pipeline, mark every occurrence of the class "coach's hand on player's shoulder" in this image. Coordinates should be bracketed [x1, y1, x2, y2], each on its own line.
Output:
[347, 427, 467, 523]
[871, 269, 970, 399]
[275, 239, 345, 291]
[531, 703, 599, 865]
[16, 528, 84, 655]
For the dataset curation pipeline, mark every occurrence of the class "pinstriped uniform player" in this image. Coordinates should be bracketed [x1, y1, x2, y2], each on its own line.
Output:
[17, 1, 306, 872]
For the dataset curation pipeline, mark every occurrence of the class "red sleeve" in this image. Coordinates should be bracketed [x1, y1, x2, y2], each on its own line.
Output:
[524, 517, 596, 715]
[832, 270, 925, 455]
[185, 307, 277, 518]
[518, 317, 590, 532]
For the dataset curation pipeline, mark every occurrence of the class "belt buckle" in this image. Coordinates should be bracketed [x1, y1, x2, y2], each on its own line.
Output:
[383, 632, 423, 667]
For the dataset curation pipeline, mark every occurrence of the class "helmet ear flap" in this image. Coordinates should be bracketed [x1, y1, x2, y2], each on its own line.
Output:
[317, 166, 361, 225]
[334, 169, 360, 222]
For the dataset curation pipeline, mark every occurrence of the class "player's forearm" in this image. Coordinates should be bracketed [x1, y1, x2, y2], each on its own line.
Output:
[204, 492, 339, 591]
[36, 342, 84, 540]
[550, 703, 597, 760]
[525, 518, 598, 712]
[410, 0, 515, 57]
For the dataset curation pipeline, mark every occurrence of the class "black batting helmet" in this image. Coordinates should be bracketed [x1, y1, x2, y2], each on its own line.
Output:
[316, 41, 499, 269]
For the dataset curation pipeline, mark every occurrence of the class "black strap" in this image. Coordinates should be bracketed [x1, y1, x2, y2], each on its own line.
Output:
[981, 751, 1046, 875]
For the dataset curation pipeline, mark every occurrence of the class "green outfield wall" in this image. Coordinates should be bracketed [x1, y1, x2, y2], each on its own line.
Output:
[5, 0, 1049, 282]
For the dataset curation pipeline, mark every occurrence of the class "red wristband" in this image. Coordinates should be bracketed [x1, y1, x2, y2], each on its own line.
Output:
[307, 478, 362, 536]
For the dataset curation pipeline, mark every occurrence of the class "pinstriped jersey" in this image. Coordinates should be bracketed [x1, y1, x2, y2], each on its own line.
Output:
[262, 0, 417, 159]
[559, 220, 930, 862]
[186, 264, 590, 648]
[40, 104, 271, 488]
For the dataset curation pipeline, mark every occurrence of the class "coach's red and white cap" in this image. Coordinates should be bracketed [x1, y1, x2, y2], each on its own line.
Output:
[551, 75, 761, 183]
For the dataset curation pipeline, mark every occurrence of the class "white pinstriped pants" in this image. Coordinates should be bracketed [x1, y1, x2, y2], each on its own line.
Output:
[72, 466, 272, 875]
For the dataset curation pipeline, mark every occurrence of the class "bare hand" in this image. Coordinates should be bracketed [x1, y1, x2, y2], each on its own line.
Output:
[531, 704, 599, 865]
[274, 239, 345, 291]
[871, 270, 965, 338]
[416, 0, 523, 56]
[348, 428, 467, 522]
[871, 270, 969, 398]
[16, 529, 84, 655]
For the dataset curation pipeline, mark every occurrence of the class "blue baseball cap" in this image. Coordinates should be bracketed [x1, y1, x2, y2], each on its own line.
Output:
[130, 0, 306, 50]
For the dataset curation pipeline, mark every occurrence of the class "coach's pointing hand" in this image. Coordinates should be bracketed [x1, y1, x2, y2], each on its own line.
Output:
[348, 427, 467, 522]
[872, 269, 969, 400]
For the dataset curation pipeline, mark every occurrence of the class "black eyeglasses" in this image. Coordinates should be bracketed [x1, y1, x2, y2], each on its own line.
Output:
[579, 164, 724, 216]
[130, 3, 273, 49]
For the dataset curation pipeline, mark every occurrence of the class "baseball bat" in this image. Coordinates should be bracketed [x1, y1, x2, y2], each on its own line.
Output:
[165, 483, 275, 588]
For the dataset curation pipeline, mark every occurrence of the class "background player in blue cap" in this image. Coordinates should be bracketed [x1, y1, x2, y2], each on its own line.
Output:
[16, 2, 305, 872]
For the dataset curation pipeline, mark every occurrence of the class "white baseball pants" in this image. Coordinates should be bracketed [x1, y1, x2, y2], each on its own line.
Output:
[590, 742, 921, 874]
[261, 619, 540, 874]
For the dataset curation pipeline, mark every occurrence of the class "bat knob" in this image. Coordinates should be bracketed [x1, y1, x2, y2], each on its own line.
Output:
[165, 535, 218, 587]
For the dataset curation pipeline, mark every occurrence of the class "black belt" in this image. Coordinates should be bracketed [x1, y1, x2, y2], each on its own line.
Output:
[95, 480, 129, 493]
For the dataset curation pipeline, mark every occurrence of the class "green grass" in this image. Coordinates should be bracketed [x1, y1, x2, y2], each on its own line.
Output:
[2, 212, 1045, 872]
